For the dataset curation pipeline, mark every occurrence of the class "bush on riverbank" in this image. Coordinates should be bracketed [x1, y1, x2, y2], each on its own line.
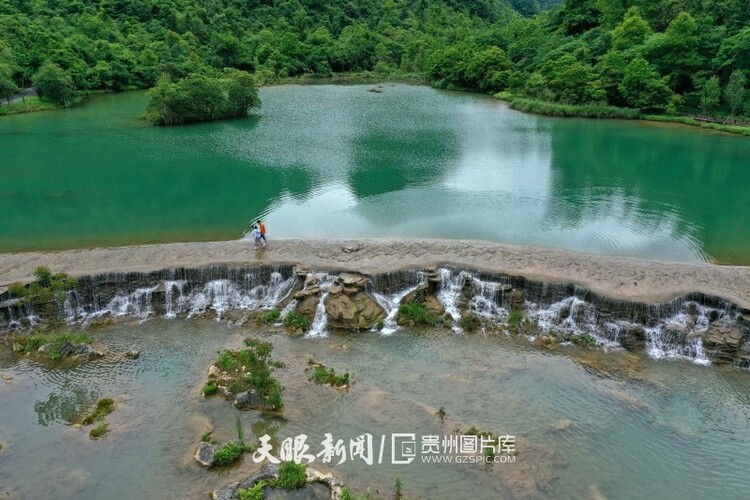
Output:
[144, 70, 260, 126]
[8, 266, 78, 306]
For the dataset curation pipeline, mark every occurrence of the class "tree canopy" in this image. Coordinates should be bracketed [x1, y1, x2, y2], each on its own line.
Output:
[0, 0, 747, 118]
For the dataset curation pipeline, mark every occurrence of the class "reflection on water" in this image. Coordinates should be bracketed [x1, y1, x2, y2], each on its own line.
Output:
[1, 321, 750, 499]
[2, 85, 749, 262]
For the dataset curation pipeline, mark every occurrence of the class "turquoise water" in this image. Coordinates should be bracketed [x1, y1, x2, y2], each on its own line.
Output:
[1, 321, 749, 499]
[1, 84, 749, 263]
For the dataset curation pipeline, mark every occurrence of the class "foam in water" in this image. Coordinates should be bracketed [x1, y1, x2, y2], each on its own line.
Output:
[372, 281, 425, 336]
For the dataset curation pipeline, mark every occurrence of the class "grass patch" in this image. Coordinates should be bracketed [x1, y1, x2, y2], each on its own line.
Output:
[212, 442, 244, 466]
[89, 422, 109, 440]
[283, 311, 310, 330]
[202, 383, 218, 396]
[264, 308, 281, 323]
[201, 430, 219, 444]
[571, 333, 598, 348]
[495, 93, 641, 119]
[0, 96, 59, 116]
[238, 481, 267, 500]
[508, 310, 524, 327]
[459, 314, 481, 332]
[274, 461, 307, 490]
[397, 301, 437, 326]
[307, 360, 350, 387]
[14, 332, 90, 360]
[208, 338, 284, 409]
[81, 398, 116, 425]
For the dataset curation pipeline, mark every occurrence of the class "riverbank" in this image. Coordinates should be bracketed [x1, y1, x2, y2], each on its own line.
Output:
[494, 92, 750, 137]
[1, 238, 749, 310]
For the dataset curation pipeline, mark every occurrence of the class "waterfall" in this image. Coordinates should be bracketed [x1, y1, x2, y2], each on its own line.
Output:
[437, 268, 464, 333]
[306, 274, 336, 338]
[1, 263, 744, 367]
[372, 282, 425, 335]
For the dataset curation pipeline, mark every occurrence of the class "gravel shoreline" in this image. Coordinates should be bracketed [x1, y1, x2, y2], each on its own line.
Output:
[1, 238, 749, 310]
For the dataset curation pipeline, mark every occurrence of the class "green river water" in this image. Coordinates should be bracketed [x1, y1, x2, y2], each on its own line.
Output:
[1, 321, 749, 499]
[1, 84, 749, 263]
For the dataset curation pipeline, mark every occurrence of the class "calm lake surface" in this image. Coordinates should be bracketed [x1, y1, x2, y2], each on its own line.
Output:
[1, 84, 749, 263]
[2, 322, 749, 499]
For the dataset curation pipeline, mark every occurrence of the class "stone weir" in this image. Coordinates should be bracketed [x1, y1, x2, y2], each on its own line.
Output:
[1, 263, 748, 369]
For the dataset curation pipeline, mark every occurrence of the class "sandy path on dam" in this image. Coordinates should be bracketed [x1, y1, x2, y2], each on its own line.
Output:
[0, 238, 749, 310]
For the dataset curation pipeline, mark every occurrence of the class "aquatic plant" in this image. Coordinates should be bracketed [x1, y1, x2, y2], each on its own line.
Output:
[435, 407, 446, 422]
[201, 430, 219, 444]
[81, 398, 116, 425]
[89, 422, 109, 440]
[307, 360, 350, 387]
[508, 310, 524, 327]
[212, 442, 244, 466]
[571, 333, 598, 348]
[395, 477, 404, 500]
[274, 461, 306, 490]
[202, 383, 218, 396]
[459, 314, 481, 332]
[216, 350, 241, 371]
[283, 311, 310, 330]
[397, 301, 437, 326]
[264, 308, 281, 323]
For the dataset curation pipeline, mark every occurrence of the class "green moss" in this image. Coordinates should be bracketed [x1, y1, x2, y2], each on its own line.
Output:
[397, 301, 437, 326]
[213, 442, 244, 466]
[283, 311, 310, 330]
[81, 398, 116, 425]
[89, 422, 109, 440]
[274, 461, 306, 490]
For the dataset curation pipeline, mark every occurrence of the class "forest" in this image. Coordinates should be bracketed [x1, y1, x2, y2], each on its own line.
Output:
[0, 0, 748, 119]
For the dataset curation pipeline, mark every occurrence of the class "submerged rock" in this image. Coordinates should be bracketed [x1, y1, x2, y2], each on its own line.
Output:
[124, 350, 140, 359]
[194, 442, 220, 468]
[212, 463, 344, 500]
[234, 389, 264, 410]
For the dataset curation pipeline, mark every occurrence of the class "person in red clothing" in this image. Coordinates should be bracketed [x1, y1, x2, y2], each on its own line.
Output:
[256, 219, 268, 247]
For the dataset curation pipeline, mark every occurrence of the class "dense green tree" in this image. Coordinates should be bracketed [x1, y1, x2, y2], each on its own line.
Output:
[725, 69, 746, 119]
[0, 65, 19, 103]
[32, 62, 75, 106]
[619, 58, 673, 112]
[611, 7, 652, 52]
[699, 75, 721, 115]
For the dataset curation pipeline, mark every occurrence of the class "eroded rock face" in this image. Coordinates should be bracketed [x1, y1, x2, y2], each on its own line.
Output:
[703, 318, 744, 364]
[211, 463, 345, 500]
[324, 273, 385, 330]
[234, 389, 264, 410]
[618, 326, 647, 352]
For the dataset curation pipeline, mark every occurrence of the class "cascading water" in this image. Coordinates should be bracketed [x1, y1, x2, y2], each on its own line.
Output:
[306, 274, 336, 338]
[2, 264, 744, 367]
[372, 282, 425, 335]
[437, 268, 465, 333]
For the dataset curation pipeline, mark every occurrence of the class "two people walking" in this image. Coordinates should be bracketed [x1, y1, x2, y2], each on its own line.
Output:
[251, 219, 267, 249]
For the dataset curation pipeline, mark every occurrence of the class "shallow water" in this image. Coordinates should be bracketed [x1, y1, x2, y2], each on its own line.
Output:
[1, 320, 749, 499]
[2, 84, 750, 263]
